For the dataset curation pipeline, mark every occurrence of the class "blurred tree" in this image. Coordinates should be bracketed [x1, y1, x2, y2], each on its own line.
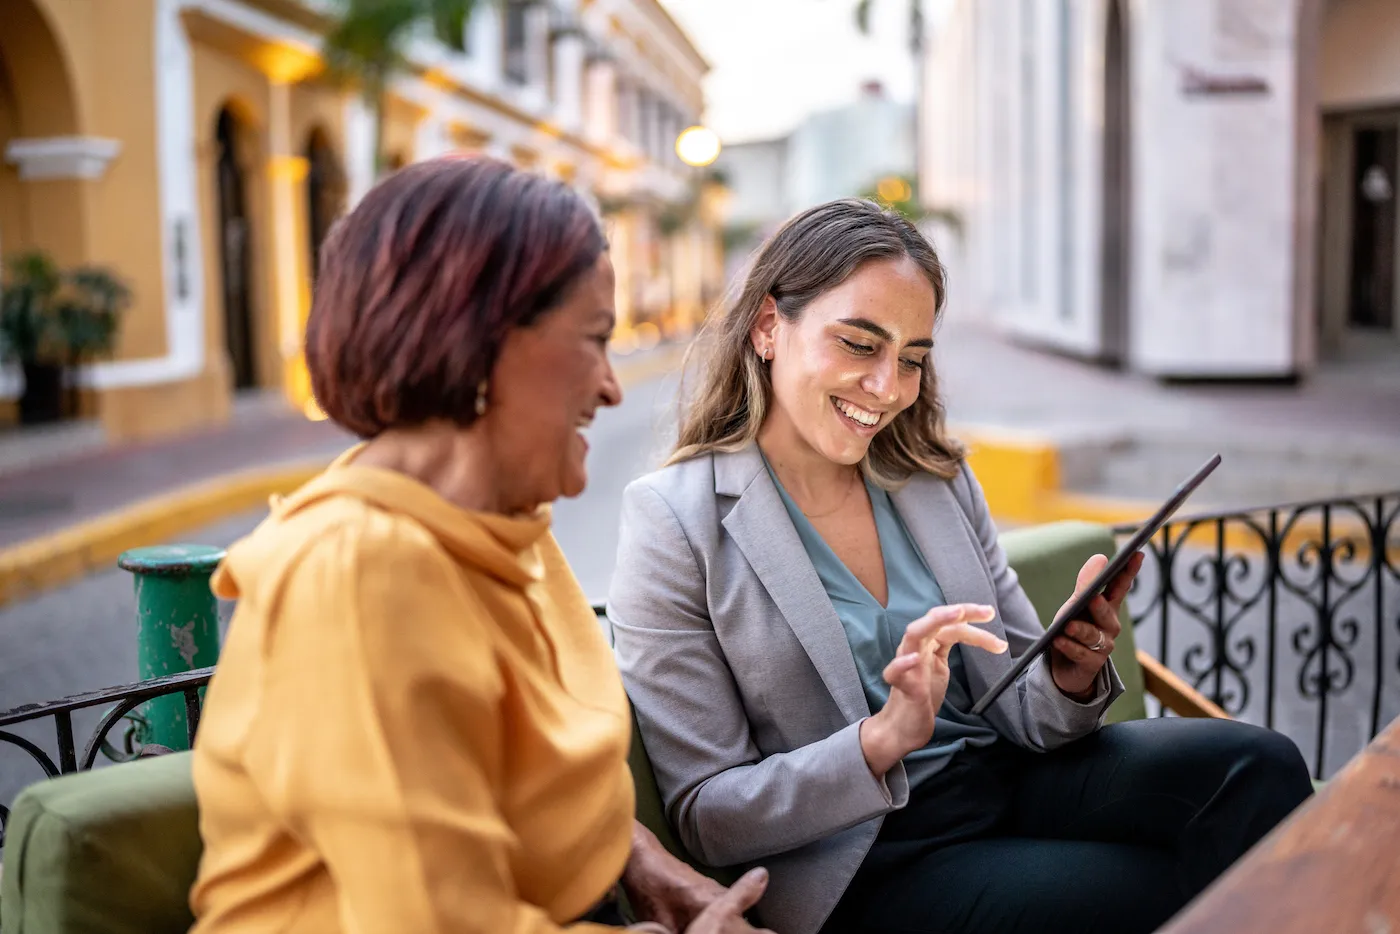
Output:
[322, 0, 481, 177]
[859, 172, 962, 238]
[850, 0, 926, 198]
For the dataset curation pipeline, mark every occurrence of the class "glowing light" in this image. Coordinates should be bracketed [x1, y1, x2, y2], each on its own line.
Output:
[634, 321, 661, 351]
[876, 177, 912, 203]
[675, 126, 721, 168]
[303, 397, 329, 422]
[610, 329, 639, 355]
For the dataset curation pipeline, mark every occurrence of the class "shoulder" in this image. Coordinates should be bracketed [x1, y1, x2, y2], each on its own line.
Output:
[622, 453, 717, 518]
[230, 494, 456, 609]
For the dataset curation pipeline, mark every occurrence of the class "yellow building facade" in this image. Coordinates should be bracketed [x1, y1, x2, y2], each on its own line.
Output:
[0, 0, 723, 441]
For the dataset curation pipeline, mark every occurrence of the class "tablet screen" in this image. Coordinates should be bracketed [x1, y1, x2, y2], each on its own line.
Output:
[968, 453, 1221, 717]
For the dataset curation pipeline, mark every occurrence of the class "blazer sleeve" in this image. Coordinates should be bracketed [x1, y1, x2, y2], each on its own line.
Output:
[607, 479, 907, 869]
[954, 462, 1123, 750]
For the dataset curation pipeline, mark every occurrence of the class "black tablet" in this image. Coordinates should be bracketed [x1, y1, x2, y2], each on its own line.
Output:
[968, 453, 1222, 717]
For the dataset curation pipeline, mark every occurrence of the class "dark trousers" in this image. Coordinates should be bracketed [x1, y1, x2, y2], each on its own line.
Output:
[821, 718, 1314, 934]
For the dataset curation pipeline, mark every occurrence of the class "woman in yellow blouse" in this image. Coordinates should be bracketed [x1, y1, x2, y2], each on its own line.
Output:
[187, 155, 772, 934]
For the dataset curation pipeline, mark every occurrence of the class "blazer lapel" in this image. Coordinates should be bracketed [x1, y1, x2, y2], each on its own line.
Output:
[716, 447, 871, 725]
[891, 476, 1023, 726]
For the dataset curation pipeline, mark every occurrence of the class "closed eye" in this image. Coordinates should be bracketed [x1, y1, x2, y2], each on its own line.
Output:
[838, 337, 875, 355]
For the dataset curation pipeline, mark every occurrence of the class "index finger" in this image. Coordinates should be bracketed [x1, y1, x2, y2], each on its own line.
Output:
[1103, 551, 1144, 605]
[899, 604, 996, 655]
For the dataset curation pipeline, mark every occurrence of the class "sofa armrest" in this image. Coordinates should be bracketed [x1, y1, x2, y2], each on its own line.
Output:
[1137, 650, 1230, 719]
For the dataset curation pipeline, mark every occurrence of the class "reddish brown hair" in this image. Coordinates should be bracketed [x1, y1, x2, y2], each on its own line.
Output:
[306, 155, 607, 438]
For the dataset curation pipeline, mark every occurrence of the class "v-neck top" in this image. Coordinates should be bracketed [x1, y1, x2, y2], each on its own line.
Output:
[765, 459, 999, 788]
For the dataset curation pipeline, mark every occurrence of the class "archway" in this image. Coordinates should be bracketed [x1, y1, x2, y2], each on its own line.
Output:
[304, 127, 344, 284]
[0, 0, 83, 262]
[214, 105, 257, 390]
[1099, 0, 1132, 367]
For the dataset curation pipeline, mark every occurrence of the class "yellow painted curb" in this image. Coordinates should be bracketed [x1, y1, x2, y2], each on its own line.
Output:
[0, 461, 326, 609]
[0, 345, 692, 610]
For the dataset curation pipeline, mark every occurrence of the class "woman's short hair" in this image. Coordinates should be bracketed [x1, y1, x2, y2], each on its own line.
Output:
[670, 198, 964, 486]
[306, 155, 606, 438]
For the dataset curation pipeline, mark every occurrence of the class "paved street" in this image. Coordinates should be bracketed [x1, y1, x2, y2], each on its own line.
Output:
[0, 368, 683, 812]
[3, 319, 1399, 813]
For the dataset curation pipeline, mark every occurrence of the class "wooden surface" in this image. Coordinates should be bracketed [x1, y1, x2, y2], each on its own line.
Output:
[1136, 651, 1230, 720]
[1159, 715, 1400, 933]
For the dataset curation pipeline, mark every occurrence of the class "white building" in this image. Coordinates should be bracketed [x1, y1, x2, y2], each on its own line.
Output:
[922, 0, 1400, 380]
[0, 0, 721, 438]
[717, 81, 915, 232]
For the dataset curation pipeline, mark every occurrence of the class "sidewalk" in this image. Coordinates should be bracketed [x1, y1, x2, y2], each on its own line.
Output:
[0, 393, 352, 549]
[0, 343, 688, 606]
[2, 327, 1396, 603]
[934, 317, 1400, 509]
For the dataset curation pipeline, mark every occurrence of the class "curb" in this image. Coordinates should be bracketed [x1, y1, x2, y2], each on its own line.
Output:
[0, 344, 693, 610]
[11, 342, 1350, 610]
[0, 461, 326, 609]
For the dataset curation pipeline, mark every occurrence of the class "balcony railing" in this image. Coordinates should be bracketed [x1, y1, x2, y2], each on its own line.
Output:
[1115, 491, 1400, 779]
[2, 492, 1396, 849]
[0, 668, 212, 849]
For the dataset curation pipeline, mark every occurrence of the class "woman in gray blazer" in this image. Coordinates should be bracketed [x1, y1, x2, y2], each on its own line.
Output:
[606, 199, 1313, 934]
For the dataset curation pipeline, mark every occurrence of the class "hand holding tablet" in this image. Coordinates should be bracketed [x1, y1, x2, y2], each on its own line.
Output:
[968, 453, 1222, 717]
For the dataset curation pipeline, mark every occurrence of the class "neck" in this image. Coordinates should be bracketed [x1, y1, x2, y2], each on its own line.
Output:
[355, 421, 532, 516]
[756, 411, 859, 505]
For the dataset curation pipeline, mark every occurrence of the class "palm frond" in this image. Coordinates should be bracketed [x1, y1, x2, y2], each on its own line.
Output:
[855, 0, 874, 34]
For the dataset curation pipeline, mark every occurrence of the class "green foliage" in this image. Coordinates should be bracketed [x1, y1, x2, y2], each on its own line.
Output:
[858, 173, 963, 237]
[0, 251, 62, 364]
[850, 0, 924, 54]
[321, 0, 482, 173]
[0, 251, 131, 365]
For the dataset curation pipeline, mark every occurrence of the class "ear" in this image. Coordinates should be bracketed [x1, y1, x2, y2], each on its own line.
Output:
[749, 295, 779, 357]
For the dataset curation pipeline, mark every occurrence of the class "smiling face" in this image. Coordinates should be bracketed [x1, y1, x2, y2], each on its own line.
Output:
[487, 254, 622, 507]
[752, 256, 937, 467]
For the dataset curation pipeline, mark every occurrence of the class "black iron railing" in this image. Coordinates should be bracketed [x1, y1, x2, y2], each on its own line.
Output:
[4, 502, 1398, 846]
[1116, 491, 1400, 780]
[0, 667, 213, 848]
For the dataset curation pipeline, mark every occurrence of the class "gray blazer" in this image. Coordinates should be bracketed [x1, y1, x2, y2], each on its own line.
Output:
[606, 444, 1123, 934]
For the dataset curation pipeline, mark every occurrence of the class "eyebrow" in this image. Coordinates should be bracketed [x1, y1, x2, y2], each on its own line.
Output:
[837, 317, 934, 350]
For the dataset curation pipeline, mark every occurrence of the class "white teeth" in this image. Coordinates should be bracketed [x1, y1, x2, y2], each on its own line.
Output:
[835, 399, 879, 427]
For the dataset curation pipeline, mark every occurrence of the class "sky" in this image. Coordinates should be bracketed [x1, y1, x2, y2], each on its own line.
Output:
[659, 0, 946, 145]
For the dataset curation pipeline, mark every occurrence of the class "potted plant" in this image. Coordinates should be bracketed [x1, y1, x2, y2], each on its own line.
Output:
[0, 251, 130, 424]
[54, 264, 131, 417]
[1, 251, 65, 424]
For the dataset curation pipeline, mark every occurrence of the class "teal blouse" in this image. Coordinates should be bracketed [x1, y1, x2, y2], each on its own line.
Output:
[766, 460, 1000, 788]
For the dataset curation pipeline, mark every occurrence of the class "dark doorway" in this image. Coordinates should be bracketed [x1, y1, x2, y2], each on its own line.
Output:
[215, 107, 257, 390]
[1099, 0, 1131, 366]
[305, 128, 344, 285]
[1349, 124, 1397, 330]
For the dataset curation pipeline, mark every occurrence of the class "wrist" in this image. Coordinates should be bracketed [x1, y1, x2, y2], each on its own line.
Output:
[859, 714, 903, 776]
[1054, 669, 1099, 702]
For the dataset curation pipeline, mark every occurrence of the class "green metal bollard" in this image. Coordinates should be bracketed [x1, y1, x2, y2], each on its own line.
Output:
[118, 544, 225, 751]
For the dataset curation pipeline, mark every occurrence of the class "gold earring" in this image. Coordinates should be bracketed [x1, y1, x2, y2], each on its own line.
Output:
[474, 379, 488, 416]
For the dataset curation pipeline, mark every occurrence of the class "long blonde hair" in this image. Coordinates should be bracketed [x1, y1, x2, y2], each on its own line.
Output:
[669, 199, 965, 487]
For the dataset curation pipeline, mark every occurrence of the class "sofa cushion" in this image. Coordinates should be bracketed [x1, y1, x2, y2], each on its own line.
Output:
[0, 752, 200, 934]
[998, 520, 1149, 723]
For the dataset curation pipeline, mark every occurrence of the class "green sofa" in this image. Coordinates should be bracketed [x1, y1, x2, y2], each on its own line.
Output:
[0, 520, 1223, 932]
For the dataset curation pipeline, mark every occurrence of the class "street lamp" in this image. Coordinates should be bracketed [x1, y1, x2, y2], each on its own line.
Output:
[675, 125, 721, 168]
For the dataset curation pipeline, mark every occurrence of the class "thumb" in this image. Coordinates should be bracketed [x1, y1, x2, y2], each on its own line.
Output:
[1076, 554, 1109, 594]
[718, 867, 769, 914]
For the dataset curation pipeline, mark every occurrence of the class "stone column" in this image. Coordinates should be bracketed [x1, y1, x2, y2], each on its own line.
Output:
[267, 80, 311, 406]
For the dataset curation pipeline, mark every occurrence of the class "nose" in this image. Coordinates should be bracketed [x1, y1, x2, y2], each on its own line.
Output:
[599, 358, 623, 408]
[861, 355, 901, 406]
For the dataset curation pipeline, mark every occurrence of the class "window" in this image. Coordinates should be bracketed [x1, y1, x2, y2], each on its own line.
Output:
[504, 1, 529, 85]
